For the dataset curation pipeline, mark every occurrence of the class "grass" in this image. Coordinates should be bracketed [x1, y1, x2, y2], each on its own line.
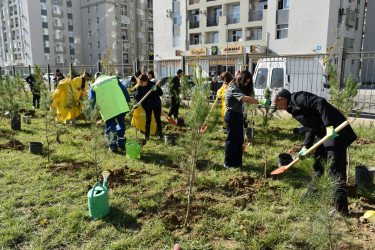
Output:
[1, 97, 375, 249]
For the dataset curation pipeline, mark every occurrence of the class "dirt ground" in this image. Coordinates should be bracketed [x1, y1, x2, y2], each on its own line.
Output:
[0, 139, 25, 150]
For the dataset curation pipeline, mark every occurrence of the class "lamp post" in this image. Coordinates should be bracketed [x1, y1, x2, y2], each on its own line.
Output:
[226, 18, 228, 72]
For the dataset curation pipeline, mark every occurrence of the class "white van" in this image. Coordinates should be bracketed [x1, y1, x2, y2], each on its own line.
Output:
[253, 57, 330, 99]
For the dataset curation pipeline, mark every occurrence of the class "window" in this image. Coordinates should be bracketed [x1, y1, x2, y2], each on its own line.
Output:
[96, 17, 99, 24]
[97, 42, 100, 48]
[67, 8, 72, 14]
[213, 32, 218, 43]
[88, 7, 90, 14]
[278, 0, 289, 9]
[67, 19, 73, 25]
[89, 54, 92, 61]
[69, 31, 73, 37]
[255, 68, 268, 89]
[42, 28, 48, 35]
[232, 30, 242, 41]
[88, 30, 91, 37]
[98, 53, 101, 60]
[173, 13, 181, 24]
[88, 19, 91, 26]
[173, 35, 180, 47]
[276, 24, 288, 39]
[271, 68, 284, 88]
[89, 42, 92, 49]
[45, 53, 50, 60]
[97, 29, 100, 37]
[41, 16, 47, 22]
[96, 5, 98, 12]
[192, 34, 201, 44]
[257, 28, 262, 40]
[40, 3, 46, 9]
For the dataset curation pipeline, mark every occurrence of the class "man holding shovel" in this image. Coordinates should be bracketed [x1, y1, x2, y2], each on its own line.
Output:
[271, 88, 357, 216]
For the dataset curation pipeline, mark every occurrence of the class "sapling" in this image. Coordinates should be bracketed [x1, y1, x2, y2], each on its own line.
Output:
[258, 87, 276, 178]
[182, 65, 211, 227]
[0, 74, 21, 147]
[180, 74, 193, 107]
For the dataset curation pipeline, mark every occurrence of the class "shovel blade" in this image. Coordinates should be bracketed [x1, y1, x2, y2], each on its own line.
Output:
[167, 117, 178, 127]
[271, 165, 287, 175]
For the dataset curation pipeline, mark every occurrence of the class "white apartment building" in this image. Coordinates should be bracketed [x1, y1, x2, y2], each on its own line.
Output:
[154, 0, 368, 77]
[0, 0, 154, 76]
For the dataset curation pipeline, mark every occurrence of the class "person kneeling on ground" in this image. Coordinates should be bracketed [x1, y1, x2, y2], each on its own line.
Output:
[134, 74, 163, 140]
[88, 73, 131, 153]
[224, 70, 270, 169]
[271, 88, 357, 216]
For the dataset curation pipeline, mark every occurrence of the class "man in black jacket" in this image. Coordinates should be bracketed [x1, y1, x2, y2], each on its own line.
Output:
[25, 74, 40, 108]
[271, 88, 357, 216]
[168, 69, 183, 119]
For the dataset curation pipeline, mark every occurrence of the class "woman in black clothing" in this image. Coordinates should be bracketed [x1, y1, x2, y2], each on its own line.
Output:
[135, 74, 163, 140]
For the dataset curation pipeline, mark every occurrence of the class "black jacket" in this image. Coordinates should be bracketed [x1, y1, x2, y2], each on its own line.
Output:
[169, 75, 180, 98]
[287, 91, 357, 149]
[25, 75, 40, 94]
[135, 81, 163, 110]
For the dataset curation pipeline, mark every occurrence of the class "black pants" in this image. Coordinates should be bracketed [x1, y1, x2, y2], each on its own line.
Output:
[224, 111, 244, 167]
[144, 106, 162, 138]
[33, 93, 40, 108]
[168, 97, 180, 119]
[313, 137, 348, 214]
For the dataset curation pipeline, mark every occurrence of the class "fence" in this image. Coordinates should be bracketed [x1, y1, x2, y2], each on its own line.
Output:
[2, 51, 375, 119]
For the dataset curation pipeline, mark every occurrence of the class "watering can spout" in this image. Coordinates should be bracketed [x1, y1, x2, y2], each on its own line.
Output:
[101, 170, 111, 188]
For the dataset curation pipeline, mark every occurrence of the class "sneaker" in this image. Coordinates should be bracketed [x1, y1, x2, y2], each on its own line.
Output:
[224, 164, 239, 170]
[328, 209, 336, 216]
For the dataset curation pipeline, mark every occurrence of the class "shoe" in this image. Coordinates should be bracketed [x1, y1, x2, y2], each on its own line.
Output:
[109, 147, 119, 153]
[224, 164, 240, 170]
[118, 144, 125, 152]
[158, 134, 163, 140]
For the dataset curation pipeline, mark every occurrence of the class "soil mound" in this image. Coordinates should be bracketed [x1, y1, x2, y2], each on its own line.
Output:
[0, 139, 25, 150]
[285, 143, 303, 155]
[49, 161, 91, 174]
[104, 166, 150, 189]
[353, 138, 374, 145]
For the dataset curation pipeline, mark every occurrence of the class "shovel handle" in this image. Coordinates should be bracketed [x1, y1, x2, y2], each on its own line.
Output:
[201, 96, 219, 128]
[284, 120, 349, 171]
[131, 82, 139, 91]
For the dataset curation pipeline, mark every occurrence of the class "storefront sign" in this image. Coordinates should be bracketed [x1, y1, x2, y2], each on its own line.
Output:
[222, 46, 243, 54]
[190, 48, 207, 56]
[211, 46, 218, 55]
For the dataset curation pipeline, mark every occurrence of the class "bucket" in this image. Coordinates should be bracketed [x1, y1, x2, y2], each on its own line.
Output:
[164, 134, 177, 146]
[29, 142, 43, 154]
[11, 113, 21, 131]
[126, 139, 141, 159]
[22, 115, 32, 124]
[292, 125, 307, 135]
[244, 128, 255, 139]
[27, 110, 36, 117]
[355, 165, 375, 186]
[278, 153, 296, 167]
[177, 118, 184, 127]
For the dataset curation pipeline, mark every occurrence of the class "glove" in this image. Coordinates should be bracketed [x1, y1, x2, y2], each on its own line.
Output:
[326, 126, 339, 139]
[151, 85, 157, 91]
[133, 103, 139, 109]
[298, 147, 308, 160]
[258, 99, 271, 106]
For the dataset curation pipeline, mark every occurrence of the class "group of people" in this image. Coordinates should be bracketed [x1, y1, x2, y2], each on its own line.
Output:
[222, 69, 356, 216]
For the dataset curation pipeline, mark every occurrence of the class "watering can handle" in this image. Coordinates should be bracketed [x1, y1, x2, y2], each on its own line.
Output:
[91, 182, 103, 200]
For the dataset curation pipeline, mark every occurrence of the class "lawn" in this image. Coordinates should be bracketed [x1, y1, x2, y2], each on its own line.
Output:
[1, 100, 375, 249]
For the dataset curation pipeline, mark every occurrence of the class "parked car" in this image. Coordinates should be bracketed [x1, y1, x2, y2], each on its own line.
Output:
[43, 73, 55, 81]
[121, 76, 133, 88]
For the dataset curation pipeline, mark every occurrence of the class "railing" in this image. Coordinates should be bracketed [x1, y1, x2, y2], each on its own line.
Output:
[207, 18, 219, 27]
[189, 0, 199, 5]
[227, 14, 240, 24]
[189, 21, 199, 29]
[249, 11, 263, 22]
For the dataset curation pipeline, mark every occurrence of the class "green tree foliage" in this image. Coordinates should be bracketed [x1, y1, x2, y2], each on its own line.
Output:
[0, 74, 20, 119]
[328, 63, 363, 118]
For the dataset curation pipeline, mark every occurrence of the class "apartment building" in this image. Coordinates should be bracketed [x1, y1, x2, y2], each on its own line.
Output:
[0, 0, 154, 76]
[80, 0, 154, 75]
[0, 0, 82, 69]
[154, 0, 367, 77]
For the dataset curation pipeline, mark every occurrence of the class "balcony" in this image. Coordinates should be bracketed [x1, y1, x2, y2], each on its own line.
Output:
[189, 20, 199, 29]
[53, 23, 64, 29]
[54, 47, 65, 54]
[207, 18, 219, 27]
[227, 14, 240, 24]
[54, 35, 65, 42]
[249, 11, 263, 22]
[189, 0, 199, 5]
[148, 26, 153, 32]
[52, 10, 63, 17]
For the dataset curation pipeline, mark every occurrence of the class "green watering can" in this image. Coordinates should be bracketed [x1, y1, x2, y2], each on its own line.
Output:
[87, 171, 111, 219]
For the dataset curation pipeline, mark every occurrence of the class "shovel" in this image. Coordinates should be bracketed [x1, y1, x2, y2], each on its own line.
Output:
[161, 111, 178, 127]
[199, 96, 219, 133]
[271, 120, 349, 175]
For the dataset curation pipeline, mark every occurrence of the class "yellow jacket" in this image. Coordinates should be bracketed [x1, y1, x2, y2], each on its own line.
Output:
[51, 77, 88, 122]
[217, 83, 228, 128]
[131, 105, 157, 135]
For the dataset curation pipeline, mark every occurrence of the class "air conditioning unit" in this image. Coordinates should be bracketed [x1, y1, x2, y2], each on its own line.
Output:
[250, 45, 266, 54]
[166, 13, 172, 18]
[199, 9, 206, 14]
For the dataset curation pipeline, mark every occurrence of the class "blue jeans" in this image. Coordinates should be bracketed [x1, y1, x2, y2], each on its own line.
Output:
[224, 110, 244, 167]
[105, 112, 126, 150]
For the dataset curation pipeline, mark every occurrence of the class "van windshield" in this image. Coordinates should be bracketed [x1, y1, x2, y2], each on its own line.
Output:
[255, 68, 268, 89]
[271, 68, 284, 88]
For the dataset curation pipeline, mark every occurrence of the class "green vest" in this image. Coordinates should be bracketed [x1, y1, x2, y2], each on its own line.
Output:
[92, 75, 129, 121]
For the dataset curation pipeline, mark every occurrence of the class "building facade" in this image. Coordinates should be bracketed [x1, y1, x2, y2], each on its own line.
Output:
[0, 0, 154, 76]
[154, 0, 367, 77]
